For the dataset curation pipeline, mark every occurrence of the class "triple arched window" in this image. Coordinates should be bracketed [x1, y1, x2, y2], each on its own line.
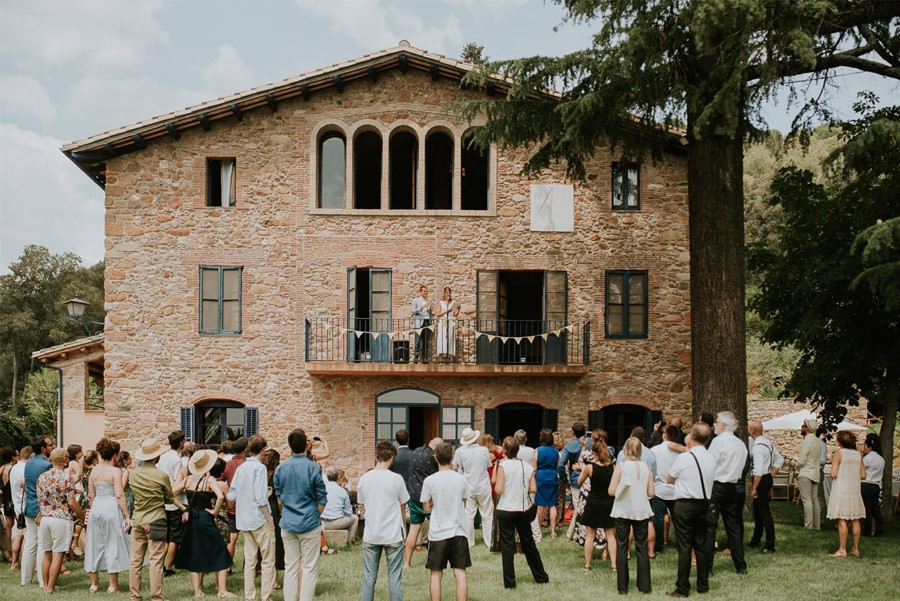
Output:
[316, 125, 490, 211]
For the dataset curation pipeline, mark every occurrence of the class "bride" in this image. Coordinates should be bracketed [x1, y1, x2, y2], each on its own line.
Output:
[434, 286, 460, 362]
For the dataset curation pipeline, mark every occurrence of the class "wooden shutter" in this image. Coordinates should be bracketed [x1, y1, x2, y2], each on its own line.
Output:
[476, 270, 500, 363]
[244, 407, 259, 437]
[347, 267, 357, 361]
[645, 410, 662, 438]
[588, 410, 604, 432]
[542, 408, 559, 432]
[484, 408, 499, 442]
[180, 406, 195, 442]
[544, 270, 568, 364]
[370, 269, 392, 363]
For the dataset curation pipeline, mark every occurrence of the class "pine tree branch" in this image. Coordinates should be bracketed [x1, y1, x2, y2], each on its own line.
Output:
[857, 23, 900, 68]
[747, 46, 900, 83]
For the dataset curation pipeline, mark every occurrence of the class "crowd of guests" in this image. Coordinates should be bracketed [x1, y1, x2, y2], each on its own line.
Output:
[0, 412, 890, 600]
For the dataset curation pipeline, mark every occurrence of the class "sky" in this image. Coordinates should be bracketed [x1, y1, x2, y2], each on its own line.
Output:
[1, 0, 896, 272]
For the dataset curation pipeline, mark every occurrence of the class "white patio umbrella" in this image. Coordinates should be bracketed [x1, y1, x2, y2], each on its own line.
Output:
[762, 409, 867, 431]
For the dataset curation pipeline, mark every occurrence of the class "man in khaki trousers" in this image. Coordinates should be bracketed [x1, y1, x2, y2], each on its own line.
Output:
[796, 419, 822, 530]
[129, 439, 185, 601]
[228, 435, 276, 601]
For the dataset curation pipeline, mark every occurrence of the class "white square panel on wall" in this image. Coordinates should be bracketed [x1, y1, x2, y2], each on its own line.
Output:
[530, 184, 574, 232]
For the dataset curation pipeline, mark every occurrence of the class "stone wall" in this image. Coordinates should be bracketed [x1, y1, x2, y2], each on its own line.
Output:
[101, 67, 691, 481]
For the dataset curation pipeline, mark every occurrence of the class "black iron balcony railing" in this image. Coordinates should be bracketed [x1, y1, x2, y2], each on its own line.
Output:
[305, 318, 589, 366]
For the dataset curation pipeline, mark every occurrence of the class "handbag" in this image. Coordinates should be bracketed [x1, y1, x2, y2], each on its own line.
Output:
[690, 453, 720, 526]
[16, 477, 26, 529]
[520, 459, 537, 522]
[615, 462, 635, 501]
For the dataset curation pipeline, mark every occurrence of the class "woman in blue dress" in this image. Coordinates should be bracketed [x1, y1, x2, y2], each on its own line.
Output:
[533, 428, 560, 539]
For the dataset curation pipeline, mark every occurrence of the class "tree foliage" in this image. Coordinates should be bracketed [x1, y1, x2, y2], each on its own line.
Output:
[0, 245, 104, 406]
[457, 1, 899, 429]
[749, 103, 899, 511]
[461, 42, 489, 65]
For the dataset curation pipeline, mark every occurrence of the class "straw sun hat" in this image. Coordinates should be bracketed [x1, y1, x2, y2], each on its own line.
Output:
[459, 428, 481, 446]
[133, 439, 166, 461]
[188, 449, 218, 475]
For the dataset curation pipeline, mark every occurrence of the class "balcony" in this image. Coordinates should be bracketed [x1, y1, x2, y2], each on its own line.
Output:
[304, 318, 590, 377]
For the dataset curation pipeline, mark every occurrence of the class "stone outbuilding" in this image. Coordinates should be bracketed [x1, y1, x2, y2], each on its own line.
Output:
[61, 42, 695, 478]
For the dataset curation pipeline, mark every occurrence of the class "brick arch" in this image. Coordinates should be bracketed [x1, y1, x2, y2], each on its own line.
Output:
[592, 396, 660, 412]
[188, 394, 251, 407]
[484, 393, 552, 410]
[387, 120, 424, 141]
[358, 378, 453, 399]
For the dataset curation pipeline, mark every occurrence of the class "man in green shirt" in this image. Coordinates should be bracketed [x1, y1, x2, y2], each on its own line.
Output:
[129, 439, 186, 601]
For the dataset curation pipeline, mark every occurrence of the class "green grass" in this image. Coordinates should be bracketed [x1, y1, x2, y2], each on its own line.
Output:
[2, 503, 897, 600]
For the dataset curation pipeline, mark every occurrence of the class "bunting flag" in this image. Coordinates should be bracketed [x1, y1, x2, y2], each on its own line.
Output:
[327, 322, 582, 342]
[540, 333, 549, 341]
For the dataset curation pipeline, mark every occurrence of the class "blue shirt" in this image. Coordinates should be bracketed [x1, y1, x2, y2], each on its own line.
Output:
[321, 480, 352, 520]
[24, 454, 52, 519]
[558, 439, 584, 488]
[274, 455, 327, 534]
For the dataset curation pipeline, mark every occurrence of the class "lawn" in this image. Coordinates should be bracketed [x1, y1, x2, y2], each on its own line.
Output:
[2, 503, 897, 600]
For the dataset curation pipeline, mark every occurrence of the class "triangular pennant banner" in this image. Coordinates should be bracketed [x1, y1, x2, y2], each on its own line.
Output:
[540, 333, 549, 341]
[527, 335, 536, 343]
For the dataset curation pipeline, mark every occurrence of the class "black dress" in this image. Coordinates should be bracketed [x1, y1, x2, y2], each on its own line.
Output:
[580, 463, 616, 529]
[268, 475, 285, 570]
[175, 478, 233, 573]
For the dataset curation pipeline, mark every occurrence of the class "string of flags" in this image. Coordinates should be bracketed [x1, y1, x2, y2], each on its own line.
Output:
[316, 322, 581, 345]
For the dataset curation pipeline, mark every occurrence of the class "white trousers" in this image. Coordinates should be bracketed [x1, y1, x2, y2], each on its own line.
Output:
[282, 526, 321, 601]
[464, 490, 494, 548]
[20, 516, 44, 587]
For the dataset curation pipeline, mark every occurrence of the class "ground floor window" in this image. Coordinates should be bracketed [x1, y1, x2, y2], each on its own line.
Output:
[375, 388, 472, 448]
[181, 401, 258, 446]
[588, 405, 661, 450]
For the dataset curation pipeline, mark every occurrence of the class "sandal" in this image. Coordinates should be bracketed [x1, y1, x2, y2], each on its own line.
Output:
[581, 565, 592, 572]
[90, 585, 100, 593]
[107, 587, 121, 593]
[831, 550, 847, 558]
[321, 546, 335, 555]
[61, 567, 75, 576]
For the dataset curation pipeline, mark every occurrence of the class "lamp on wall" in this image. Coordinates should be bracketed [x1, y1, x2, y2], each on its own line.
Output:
[63, 297, 104, 335]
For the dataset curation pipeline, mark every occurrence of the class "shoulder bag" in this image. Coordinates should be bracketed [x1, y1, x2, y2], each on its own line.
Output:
[520, 459, 537, 522]
[690, 453, 719, 526]
[16, 474, 26, 530]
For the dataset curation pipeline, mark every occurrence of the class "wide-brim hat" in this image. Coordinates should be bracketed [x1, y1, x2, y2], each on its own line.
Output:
[804, 418, 819, 433]
[459, 428, 480, 446]
[134, 439, 166, 461]
[189, 449, 217, 475]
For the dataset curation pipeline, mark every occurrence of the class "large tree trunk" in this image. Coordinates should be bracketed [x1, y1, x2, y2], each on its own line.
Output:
[10, 352, 17, 408]
[686, 127, 748, 437]
[880, 370, 898, 524]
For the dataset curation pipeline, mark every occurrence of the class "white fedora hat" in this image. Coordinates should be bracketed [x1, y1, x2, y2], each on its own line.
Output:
[459, 428, 480, 446]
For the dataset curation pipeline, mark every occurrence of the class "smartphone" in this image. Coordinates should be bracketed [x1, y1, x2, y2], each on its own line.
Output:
[313, 436, 321, 442]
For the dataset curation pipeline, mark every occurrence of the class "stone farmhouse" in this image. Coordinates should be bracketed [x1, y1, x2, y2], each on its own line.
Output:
[47, 42, 693, 478]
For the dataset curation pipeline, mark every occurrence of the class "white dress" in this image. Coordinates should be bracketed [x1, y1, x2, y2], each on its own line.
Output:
[436, 300, 457, 357]
[826, 449, 866, 520]
[84, 482, 131, 574]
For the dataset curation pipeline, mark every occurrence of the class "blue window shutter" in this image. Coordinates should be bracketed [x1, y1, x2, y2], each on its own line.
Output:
[180, 406, 195, 442]
[484, 408, 499, 441]
[588, 410, 604, 432]
[244, 407, 259, 437]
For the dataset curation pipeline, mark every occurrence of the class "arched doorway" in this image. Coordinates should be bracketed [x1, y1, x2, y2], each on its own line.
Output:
[485, 402, 557, 448]
[589, 404, 661, 451]
[375, 389, 474, 449]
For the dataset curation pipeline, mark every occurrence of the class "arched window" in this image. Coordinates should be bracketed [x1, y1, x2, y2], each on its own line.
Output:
[425, 131, 453, 210]
[461, 129, 489, 210]
[389, 131, 418, 209]
[354, 130, 382, 209]
[318, 132, 345, 209]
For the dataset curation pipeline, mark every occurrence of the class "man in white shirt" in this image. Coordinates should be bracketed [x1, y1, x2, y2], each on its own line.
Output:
[706, 412, 749, 576]
[514, 430, 541, 543]
[748, 421, 783, 553]
[321, 467, 358, 543]
[651, 425, 681, 554]
[358, 440, 410, 601]
[861, 433, 885, 537]
[155, 430, 186, 575]
[667, 424, 716, 598]
[228, 435, 275, 601]
[421, 443, 471, 601]
[452, 428, 493, 549]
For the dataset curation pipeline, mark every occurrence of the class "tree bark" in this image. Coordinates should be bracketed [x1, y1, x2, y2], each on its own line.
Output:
[880, 370, 898, 523]
[686, 126, 748, 438]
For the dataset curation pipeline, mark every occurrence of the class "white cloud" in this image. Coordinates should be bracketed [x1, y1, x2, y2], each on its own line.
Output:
[0, 124, 105, 272]
[445, 0, 526, 21]
[199, 45, 256, 97]
[295, 0, 463, 55]
[0, 0, 170, 70]
[0, 75, 57, 125]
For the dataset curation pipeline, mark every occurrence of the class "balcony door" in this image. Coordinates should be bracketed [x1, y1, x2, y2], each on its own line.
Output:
[476, 269, 567, 364]
[347, 266, 392, 362]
